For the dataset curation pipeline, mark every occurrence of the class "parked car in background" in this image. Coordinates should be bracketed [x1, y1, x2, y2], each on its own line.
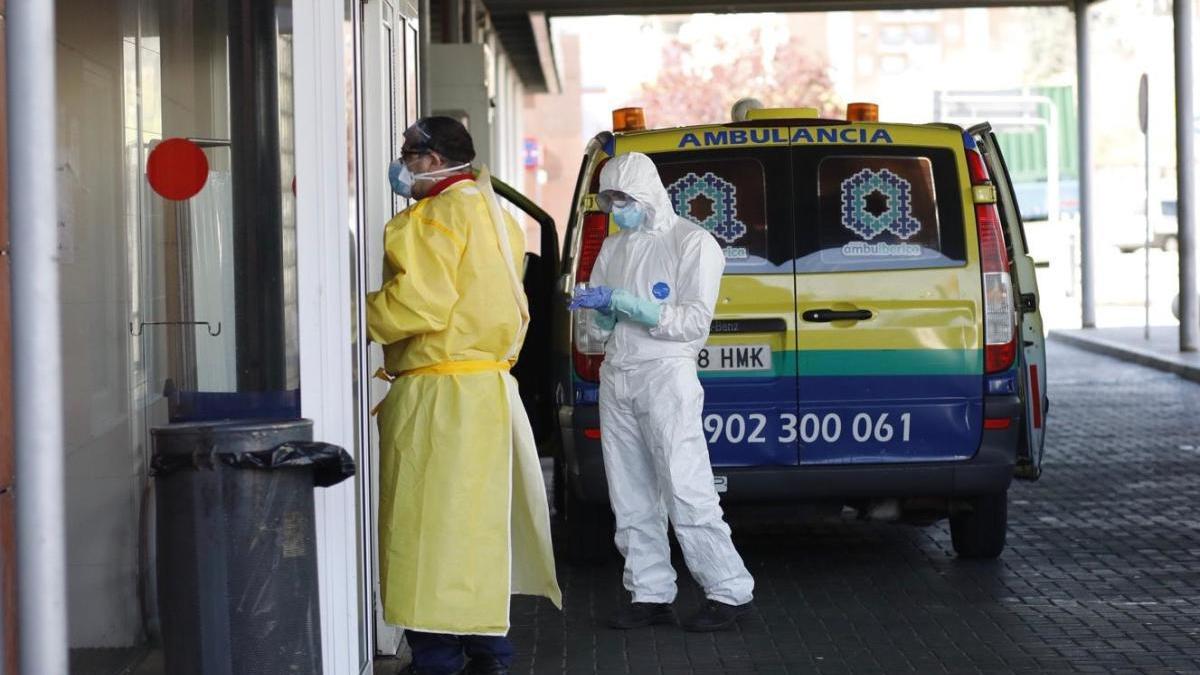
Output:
[1117, 199, 1179, 253]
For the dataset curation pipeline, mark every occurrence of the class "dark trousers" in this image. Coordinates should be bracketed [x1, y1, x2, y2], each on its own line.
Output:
[406, 630, 514, 674]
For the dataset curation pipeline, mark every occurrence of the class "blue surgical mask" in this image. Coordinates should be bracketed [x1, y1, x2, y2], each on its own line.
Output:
[612, 202, 646, 230]
[389, 159, 414, 198]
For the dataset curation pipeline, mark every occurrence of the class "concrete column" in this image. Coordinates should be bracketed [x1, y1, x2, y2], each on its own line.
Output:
[1177, 0, 1198, 351]
[446, 0, 462, 43]
[0, 5, 17, 671]
[6, 0, 69, 673]
[1076, 0, 1097, 328]
[228, 0, 287, 389]
[420, 0, 431, 116]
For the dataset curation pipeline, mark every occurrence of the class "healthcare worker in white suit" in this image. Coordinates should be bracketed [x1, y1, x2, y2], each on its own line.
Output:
[569, 152, 755, 632]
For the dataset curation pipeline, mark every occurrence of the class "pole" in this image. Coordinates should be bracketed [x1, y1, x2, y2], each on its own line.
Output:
[420, 0, 431, 116]
[446, 0, 462, 43]
[1142, 74, 1151, 340]
[1076, 0, 1097, 328]
[1046, 99, 1061, 227]
[1176, 0, 1198, 351]
[228, 0, 287, 390]
[7, 1, 69, 673]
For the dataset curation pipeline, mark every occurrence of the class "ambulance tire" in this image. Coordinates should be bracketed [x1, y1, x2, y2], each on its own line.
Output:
[563, 479, 614, 566]
[950, 491, 1008, 559]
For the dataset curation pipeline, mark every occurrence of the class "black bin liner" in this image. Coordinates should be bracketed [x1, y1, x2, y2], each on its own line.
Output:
[151, 418, 355, 675]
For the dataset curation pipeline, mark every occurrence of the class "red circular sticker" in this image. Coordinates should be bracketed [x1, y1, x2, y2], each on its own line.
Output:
[146, 138, 209, 201]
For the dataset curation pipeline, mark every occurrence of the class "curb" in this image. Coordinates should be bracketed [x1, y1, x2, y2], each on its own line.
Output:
[1049, 330, 1200, 384]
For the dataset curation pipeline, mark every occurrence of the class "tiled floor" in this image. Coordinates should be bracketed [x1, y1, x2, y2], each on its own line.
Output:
[504, 342, 1200, 673]
[74, 341, 1200, 674]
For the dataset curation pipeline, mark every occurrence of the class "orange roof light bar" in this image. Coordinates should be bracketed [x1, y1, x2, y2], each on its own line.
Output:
[846, 102, 879, 123]
[612, 107, 646, 132]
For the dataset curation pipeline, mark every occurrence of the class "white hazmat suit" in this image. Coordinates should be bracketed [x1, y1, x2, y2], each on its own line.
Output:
[585, 152, 754, 607]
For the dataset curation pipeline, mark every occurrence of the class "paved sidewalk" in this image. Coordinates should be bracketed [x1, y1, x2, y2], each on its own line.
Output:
[1050, 325, 1200, 383]
[96, 341, 1200, 675]
[504, 341, 1200, 674]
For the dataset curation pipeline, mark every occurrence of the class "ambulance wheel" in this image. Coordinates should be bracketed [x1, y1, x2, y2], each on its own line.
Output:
[950, 491, 1008, 559]
[563, 480, 613, 566]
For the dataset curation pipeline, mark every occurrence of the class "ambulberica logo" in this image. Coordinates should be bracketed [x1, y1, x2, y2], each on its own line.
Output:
[840, 168, 922, 241]
[667, 171, 747, 244]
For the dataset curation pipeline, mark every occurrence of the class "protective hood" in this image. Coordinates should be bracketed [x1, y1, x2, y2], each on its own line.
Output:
[598, 152, 677, 233]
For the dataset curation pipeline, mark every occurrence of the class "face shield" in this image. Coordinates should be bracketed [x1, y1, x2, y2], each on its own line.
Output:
[402, 119, 433, 148]
[596, 190, 633, 213]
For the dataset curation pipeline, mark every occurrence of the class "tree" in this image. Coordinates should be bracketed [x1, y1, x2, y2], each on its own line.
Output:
[632, 29, 843, 128]
[1022, 7, 1076, 84]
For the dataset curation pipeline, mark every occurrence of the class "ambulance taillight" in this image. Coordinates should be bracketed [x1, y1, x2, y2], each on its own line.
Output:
[967, 148, 1016, 374]
[572, 211, 610, 382]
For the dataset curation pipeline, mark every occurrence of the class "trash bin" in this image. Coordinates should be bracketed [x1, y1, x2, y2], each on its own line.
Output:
[151, 418, 355, 675]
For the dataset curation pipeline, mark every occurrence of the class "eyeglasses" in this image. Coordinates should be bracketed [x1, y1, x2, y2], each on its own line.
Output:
[596, 190, 633, 213]
[400, 148, 431, 160]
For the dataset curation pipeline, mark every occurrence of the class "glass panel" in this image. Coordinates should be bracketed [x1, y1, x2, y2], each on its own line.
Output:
[405, 22, 419, 124]
[658, 157, 772, 271]
[344, 0, 371, 666]
[60, 0, 299, 661]
[386, 15, 399, 214]
[814, 155, 948, 269]
[134, 0, 300, 422]
[795, 147, 967, 273]
[645, 148, 795, 274]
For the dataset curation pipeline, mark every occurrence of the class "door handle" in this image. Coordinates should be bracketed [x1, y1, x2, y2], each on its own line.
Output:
[802, 308, 872, 322]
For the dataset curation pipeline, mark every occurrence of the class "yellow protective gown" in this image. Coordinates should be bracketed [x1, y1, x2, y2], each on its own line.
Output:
[366, 170, 561, 636]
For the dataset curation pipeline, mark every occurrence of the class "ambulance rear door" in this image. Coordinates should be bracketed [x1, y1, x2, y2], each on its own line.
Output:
[971, 123, 1047, 480]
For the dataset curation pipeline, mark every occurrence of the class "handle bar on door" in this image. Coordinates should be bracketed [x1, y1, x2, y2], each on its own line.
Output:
[802, 308, 872, 323]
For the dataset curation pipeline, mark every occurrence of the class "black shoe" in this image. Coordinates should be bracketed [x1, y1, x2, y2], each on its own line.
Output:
[465, 656, 508, 674]
[607, 602, 677, 629]
[683, 599, 752, 632]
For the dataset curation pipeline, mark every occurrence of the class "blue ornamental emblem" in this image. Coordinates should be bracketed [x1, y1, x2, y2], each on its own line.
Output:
[652, 282, 671, 300]
[840, 168, 922, 240]
[667, 172, 749, 244]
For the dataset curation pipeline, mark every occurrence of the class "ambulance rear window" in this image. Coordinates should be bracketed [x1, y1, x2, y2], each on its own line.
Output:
[649, 148, 794, 274]
[794, 147, 967, 273]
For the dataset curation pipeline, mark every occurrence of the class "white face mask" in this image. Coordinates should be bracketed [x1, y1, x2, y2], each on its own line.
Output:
[414, 163, 471, 183]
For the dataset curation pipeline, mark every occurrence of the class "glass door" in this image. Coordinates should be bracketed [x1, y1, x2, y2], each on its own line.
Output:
[356, 0, 421, 658]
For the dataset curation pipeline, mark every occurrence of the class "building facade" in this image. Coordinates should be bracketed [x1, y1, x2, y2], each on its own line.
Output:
[34, 0, 555, 672]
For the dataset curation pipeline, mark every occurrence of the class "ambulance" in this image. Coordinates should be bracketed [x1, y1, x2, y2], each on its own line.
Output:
[544, 103, 1048, 562]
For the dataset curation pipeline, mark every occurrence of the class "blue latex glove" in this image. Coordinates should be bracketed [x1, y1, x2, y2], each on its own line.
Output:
[610, 288, 662, 327]
[568, 285, 614, 311]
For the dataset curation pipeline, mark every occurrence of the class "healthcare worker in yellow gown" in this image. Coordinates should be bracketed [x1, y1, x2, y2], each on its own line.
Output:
[366, 117, 561, 675]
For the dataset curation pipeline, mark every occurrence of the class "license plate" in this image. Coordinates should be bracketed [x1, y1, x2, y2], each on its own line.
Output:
[698, 344, 772, 372]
